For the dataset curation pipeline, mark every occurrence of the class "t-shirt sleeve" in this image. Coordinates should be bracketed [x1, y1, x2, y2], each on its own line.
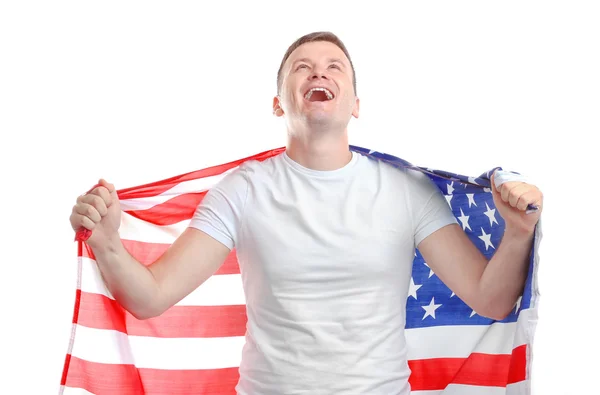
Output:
[407, 170, 458, 247]
[187, 167, 249, 250]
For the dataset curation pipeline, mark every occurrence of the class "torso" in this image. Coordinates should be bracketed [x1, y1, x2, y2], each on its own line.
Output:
[236, 153, 415, 395]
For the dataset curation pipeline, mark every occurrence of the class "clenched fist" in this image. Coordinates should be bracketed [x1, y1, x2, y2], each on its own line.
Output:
[69, 179, 121, 250]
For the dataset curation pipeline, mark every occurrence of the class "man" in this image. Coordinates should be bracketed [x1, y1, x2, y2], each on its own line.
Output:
[69, 32, 543, 395]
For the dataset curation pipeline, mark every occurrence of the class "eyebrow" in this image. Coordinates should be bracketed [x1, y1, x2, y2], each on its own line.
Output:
[292, 58, 346, 67]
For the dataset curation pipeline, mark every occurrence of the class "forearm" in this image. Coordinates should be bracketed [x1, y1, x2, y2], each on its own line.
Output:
[93, 237, 162, 320]
[478, 228, 534, 319]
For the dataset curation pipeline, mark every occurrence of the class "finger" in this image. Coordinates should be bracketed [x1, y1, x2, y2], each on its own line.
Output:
[80, 194, 109, 216]
[508, 183, 531, 208]
[517, 189, 543, 211]
[500, 182, 513, 203]
[70, 209, 97, 231]
[89, 184, 113, 208]
[98, 178, 116, 194]
[74, 201, 103, 223]
[77, 214, 97, 231]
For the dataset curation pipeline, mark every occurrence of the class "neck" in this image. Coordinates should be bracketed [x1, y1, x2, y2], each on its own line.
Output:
[286, 129, 352, 171]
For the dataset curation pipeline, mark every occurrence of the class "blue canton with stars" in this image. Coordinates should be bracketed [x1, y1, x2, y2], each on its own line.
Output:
[349, 145, 537, 329]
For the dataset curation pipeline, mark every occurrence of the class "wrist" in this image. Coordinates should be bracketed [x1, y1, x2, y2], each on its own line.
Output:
[92, 235, 124, 258]
[503, 226, 535, 243]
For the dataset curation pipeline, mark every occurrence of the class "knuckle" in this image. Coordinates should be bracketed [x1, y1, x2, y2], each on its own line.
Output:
[86, 205, 97, 218]
[84, 218, 95, 230]
[92, 194, 105, 208]
[95, 196, 108, 214]
[100, 189, 112, 205]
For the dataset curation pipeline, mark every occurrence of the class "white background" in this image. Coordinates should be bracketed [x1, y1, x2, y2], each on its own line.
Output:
[1, 1, 599, 394]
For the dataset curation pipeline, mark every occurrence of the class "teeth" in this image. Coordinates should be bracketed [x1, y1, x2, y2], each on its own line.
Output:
[305, 87, 333, 100]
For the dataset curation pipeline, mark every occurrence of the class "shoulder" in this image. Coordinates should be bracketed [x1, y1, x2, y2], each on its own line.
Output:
[237, 153, 285, 177]
[356, 152, 432, 186]
[212, 153, 285, 191]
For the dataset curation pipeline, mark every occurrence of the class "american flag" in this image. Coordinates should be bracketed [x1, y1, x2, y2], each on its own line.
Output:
[59, 145, 541, 395]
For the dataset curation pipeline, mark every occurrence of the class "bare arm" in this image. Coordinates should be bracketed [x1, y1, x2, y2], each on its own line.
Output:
[417, 171, 542, 321]
[93, 228, 231, 320]
[417, 224, 532, 320]
[71, 178, 232, 320]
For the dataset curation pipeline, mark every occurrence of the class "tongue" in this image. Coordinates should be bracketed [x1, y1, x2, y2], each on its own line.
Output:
[308, 91, 328, 102]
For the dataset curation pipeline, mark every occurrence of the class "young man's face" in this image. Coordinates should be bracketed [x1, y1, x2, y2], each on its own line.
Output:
[274, 41, 359, 131]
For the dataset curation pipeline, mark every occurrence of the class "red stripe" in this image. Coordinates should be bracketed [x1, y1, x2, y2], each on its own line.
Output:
[63, 349, 526, 394]
[124, 191, 206, 226]
[408, 345, 527, 390]
[77, 292, 247, 338]
[115, 147, 285, 200]
[507, 344, 527, 383]
[81, 241, 241, 275]
[63, 356, 238, 395]
[60, 353, 72, 386]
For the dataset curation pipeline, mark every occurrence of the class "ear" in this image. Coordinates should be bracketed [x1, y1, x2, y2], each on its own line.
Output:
[272, 96, 284, 117]
[352, 96, 360, 118]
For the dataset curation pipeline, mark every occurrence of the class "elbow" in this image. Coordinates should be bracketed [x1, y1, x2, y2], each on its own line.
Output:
[122, 299, 166, 320]
[482, 309, 511, 321]
[129, 306, 164, 320]
[130, 310, 156, 321]
[473, 301, 513, 321]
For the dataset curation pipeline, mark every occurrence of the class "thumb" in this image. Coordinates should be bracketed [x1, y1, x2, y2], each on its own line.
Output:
[98, 178, 116, 194]
[98, 179, 119, 209]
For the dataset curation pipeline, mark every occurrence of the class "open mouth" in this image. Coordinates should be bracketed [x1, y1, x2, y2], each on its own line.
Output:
[304, 87, 335, 102]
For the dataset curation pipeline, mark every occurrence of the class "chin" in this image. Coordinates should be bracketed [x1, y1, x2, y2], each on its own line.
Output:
[304, 112, 333, 126]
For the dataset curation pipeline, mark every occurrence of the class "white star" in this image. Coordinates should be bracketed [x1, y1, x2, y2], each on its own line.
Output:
[422, 297, 442, 319]
[450, 291, 455, 297]
[468, 176, 479, 185]
[423, 261, 434, 278]
[484, 202, 498, 226]
[445, 194, 453, 207]
[478, 227, 495, 250]
[484, 187, 492, 193]
[514, 295, 522, 313]
[467, 193, 477, 208]
[458, 208, 471, 231]
[447, 181, 455, 195]
[408, 277, 422, 300]
[470, 309, 477, 317]
[368, 149, 376, 154]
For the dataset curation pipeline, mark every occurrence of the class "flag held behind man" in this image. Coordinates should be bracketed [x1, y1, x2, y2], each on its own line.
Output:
[59, 146, 541, 395]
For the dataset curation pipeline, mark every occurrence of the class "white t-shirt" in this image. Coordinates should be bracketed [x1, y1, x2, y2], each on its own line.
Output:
[189, 150, 457, 395]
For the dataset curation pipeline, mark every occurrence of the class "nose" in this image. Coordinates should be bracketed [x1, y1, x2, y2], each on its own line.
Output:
[309, 68, 329, 81]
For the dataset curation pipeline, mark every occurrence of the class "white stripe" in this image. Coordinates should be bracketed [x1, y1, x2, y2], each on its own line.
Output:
[119, 169, 235, 211]
[406, 307, 535, 359]
[80, 257, 245, 305]
[413, 381, 529, 394]
[506, 380, 531, 395]
[119, 211, 189, 244]
[71, 325, 244, 369]
[60, 387, 96, 395]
